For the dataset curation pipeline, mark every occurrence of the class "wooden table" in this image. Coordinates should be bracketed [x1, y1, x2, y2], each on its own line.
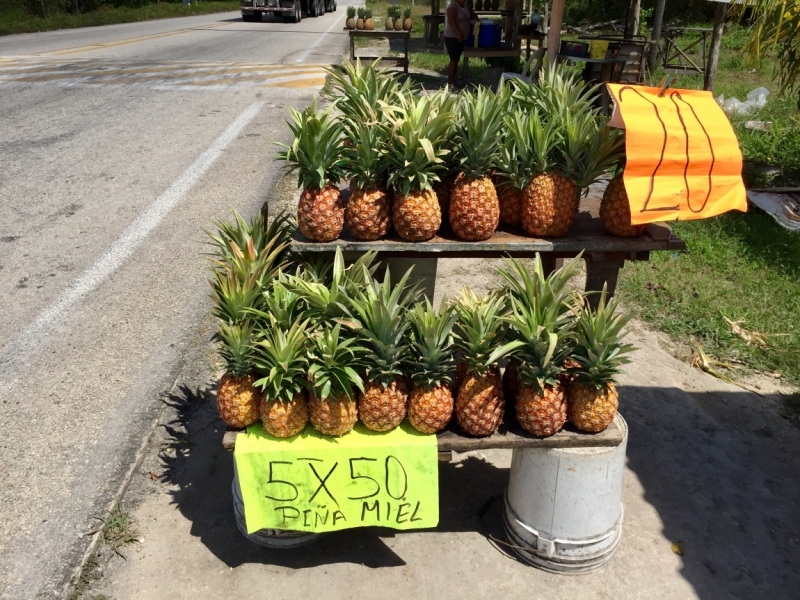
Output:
[347, 29, 411, 74]
[462, 46, 522, 85]
[423, 14, 445, 47]
[223, 414, 625, 458]
[518, 30, 545, 59]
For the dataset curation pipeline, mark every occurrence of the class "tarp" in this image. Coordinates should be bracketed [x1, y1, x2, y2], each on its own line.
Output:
[608, 83, 748, 225]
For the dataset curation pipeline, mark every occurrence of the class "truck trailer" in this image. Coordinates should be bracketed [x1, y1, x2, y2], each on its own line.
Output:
[241, 0, 336, 23]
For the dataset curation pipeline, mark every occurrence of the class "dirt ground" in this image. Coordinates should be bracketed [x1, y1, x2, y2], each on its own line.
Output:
[71, 238, 800, 600]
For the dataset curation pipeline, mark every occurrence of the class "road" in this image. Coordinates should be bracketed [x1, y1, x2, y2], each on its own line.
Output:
[0, 9, 350, 598]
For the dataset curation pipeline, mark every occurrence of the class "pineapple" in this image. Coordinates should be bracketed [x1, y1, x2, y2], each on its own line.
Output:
[403, 7, 412, 30]
[346, 5, 356, 29]
[342, 117, 391, 240]
[364, 7, 374, 30]
[252, 317, 310, 438]
[453, 289, 519, 436]
[567, 285, 635, 432]
[517, 68, 623, 238]
[384, 92, 455, 241]
[384, 6, 395, 30]
[449, 87, 503, 241]
[214, 322, 260, 429]
[495, 107, 530, 226]
[393, 8, 403, 30]
[307, 324, 365, 436]
[405, 298, 458, 433]
[498, 255, 582, 437]
[600, 173, 646, 237]
[277, 98, 345, 243]
[342, 267, 417, 432]
[356, 7, 365, 29]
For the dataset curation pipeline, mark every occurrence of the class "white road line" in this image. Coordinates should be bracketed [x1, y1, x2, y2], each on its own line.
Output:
[0, 100, 265, 399]
[295, 10, 347, 63]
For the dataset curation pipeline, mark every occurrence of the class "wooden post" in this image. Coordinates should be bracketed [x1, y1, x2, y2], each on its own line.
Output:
[647, 0, 666, 69]
[624, 0, 640, 39]
[704, 1, 725, 91]
[546, 0, 564, 64]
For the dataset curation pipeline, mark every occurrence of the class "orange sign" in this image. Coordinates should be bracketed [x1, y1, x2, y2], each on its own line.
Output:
[607, 84, 747, 225]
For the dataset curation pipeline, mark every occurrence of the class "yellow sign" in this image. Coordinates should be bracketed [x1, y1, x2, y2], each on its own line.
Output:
[607, 83, 747, 225]
[234, 422, 439, 533]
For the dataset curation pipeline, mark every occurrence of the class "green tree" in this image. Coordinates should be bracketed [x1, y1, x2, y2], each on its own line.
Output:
[738, 0, 800, 95]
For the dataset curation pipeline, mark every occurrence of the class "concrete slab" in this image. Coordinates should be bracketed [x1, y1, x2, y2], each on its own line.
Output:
[85, 256, 800, 600]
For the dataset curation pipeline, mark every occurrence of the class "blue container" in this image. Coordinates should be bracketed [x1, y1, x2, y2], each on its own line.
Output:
[478, 20, 502, 48]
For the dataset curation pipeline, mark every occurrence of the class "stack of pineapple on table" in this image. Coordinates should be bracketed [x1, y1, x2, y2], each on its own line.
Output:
[209, 61, 640, 447]
[209, 214, 634, 441]
[284, 60, 644, 246]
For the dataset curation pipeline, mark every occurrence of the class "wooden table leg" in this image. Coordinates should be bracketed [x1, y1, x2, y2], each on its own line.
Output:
[350, 35, 355, 61]
[584, 252, 625, 308]
[404, 34, 409, 74]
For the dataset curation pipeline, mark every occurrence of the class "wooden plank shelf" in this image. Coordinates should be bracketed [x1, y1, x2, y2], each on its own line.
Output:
[222, 414, 624, 452]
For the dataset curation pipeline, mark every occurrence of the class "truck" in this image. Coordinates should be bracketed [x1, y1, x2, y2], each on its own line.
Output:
[241, 0, 336, 23]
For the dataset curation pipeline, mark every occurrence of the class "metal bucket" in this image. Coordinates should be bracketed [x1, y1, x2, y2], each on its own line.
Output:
[503, 415, 628, 574]
[232, 463, 322, 549]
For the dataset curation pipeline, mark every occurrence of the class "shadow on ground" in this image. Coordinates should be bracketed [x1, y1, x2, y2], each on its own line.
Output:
[159, 381, 800, 597]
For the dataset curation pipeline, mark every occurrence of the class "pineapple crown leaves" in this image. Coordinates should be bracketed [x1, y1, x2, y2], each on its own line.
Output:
[341, 122, 389, 189]
[502, 108, 561, 181]
[324, 59, 416, 125]
[209, 264, 263, 325]
[453, 289, 522, 375]
[403, 7, 411, 18]
[246, 276, 306, 332]
[451, 86, 505, 179]
[214, 321, 256, 377]
[569, 284, 636, 388]
[497, 256, 581, 392]
[252, 316, 311, 403]
[339, 266, 420, 386]
[206, 207, 293, 284]
[286, 247, 377, 321]
[405, 297, 457, 390]
[382, 91, 456, 196]
[364, 7, 373, 19]
[569, 119, 625, 189]
[357, 6, 365, 18]
[275, 97, 345, 190]
[347, 5, 355, 17]
[307, 324, 366, 402]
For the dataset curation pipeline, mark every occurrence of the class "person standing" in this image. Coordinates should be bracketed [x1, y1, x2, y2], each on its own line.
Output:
[444, 0, 478, 87]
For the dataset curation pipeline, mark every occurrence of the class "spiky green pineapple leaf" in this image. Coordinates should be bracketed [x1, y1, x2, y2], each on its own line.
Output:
[252, 316, 310, 402]
[307, 324, 366, 401]
[450, 86, 504, 179]
[405, 297, 458, 390]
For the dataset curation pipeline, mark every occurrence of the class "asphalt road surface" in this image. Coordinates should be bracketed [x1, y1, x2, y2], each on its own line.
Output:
[0, 9, 350, 598]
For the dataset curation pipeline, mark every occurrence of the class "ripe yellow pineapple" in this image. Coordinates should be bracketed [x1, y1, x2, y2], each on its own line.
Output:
[403, 7, 412, 30]
[454, 290, 519, 436]
[342, 267, 417, 432]
[497, 255, 583, 437]
[406, 298, 458, 434]
[449, 88, 503, 241]
[600, 173, 647, 237]
[498, 185, 524, 226]
[307, 324, 365, 436]
[522, 172, 580, 237]
[384, 92, 455, 241]
[567, 285, 635, 432]
[278, 99, 346, 243]
[364, 8, 375, 30]
[342, 119, 392, 240]
[511, 67, 624, 238]
[252, 317, 311, 438]
[215, 324, 260, 428]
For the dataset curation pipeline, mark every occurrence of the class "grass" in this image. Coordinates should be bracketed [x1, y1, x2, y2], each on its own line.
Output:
[94, 502, 140, 559]
[617, 211, 800, 385]
[0, 1, 239, 36]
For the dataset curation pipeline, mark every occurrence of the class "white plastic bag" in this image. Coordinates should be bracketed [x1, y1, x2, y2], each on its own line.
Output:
[717, 87, 770, 115]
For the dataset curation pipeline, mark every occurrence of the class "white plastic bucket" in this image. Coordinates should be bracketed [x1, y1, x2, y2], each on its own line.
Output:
[232, 462, 322, 549]
[503, 415, 628, 573]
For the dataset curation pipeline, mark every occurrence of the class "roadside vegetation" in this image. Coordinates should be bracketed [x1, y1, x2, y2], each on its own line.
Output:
[0, 0, 239, 36]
